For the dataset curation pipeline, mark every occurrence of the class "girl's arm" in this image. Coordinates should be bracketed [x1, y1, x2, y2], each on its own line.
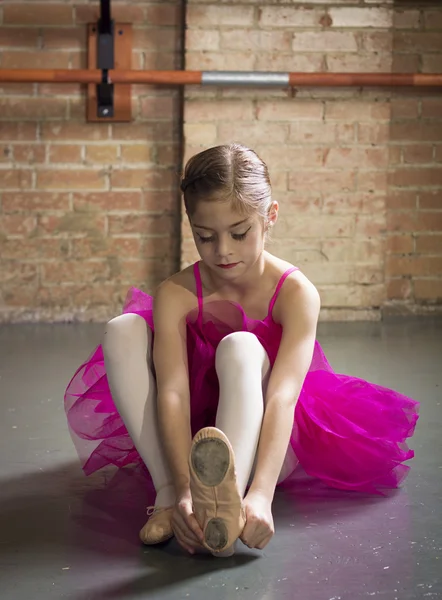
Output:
[248, 273, 320, 501]
[153, 279, 193, 497]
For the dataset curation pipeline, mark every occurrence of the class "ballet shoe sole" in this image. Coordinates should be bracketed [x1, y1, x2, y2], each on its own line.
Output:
[190, 436, 235, 552]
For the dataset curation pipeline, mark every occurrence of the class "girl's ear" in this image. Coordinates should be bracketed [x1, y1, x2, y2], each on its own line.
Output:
[267, 200, 279, 228]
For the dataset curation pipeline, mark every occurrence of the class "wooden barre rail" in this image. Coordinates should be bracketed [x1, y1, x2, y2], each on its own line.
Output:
[0, 69, 442, 87]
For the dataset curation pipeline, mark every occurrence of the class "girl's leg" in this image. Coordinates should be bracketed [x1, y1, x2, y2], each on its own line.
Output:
[214, 332, 270, 497]
[102, 313, 175, 509]
[215, 332, 298, 491]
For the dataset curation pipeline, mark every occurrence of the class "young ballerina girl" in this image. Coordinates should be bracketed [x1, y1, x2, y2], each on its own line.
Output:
[64, 143, 419, 557]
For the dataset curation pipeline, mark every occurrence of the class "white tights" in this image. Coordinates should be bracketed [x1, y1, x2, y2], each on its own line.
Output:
[102, 314, 297, 508]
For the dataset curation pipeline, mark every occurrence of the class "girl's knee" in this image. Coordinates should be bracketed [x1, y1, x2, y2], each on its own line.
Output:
[215, 332, 269, 373]
[103, 313, 151, 349]
[216, 331, 260, 359]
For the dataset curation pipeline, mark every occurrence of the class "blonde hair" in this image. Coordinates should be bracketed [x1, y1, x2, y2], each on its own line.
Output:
[181, 143, 272, 220]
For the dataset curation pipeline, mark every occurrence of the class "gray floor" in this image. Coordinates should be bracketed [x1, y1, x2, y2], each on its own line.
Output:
[0, 319, 440, 600]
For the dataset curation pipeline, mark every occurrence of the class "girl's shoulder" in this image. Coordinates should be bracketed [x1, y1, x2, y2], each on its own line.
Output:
[153, 264, 198, 314]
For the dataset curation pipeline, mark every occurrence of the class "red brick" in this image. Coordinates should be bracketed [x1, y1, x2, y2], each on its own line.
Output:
[133, 28, 179, 52]
[0, 262, 38, 285]
[186, 100, 254, 122]
[0, 123, 37, 142]
[391, 99, 419, 120]
[14, 144, 46, 164]
[423, 10, 442, 31]
[156, 144, 180, 167]
[290, 122, 354, 144]
[387, 211, 442, 232]
[0, 169, 33, 189]
[323, 147, 388, 169]
[265, 146, 324, 170]
[389, 146, 402, 165]
[292, 31, 357, 52]
[143, 191, 177, 212]
[389, 168, 442, 188]
[85, 145, 118, 164]
[257, 101, 323, 122]
[73, 191, 143, 212]
[36, 169, 106, 190]
[42, 27, 86, 50]
[393, 10, 421, 30]
[355, 214, 385, 238]
[415, 234, 442, 254]
[3, 3, 73, 26]
[361, 32, 392, 53]
[390, 122, 442, 143]
[386, 256, 442, 277]
[435, 146, 442, 163]
[422, 55, 442, 74]
[258, 6, 321, 28]
[42, 261, 110, 284]
[146, 3, 181, 27]
[188, 4, 254, 27]
[140, 96, 179, 120]
[1, 50, 70, 69]
[141, 236, 179, 259]
[394, 32, 442, 53]
[327, 54, 392, 74]
[71, 237, 141, 260]
[110, 168, 175, 190]
[0, 27, 39, 47]
[0, 98, 68, 120]
[387, 279, 413, 300]
[358, 123, 390, 144]
[386, 191, 417, 210]
[41, 123, 109, 142]
[386, 234, 414, 254]
[256, 53, 323, 73]
[326, 102, 390, 122]
[220, 30, 291, 53]
[0, 215, 37, 236]
[419, 191, 442, 210]
[37, 213, 105, 236]
[49, 145, 82, 164]
[421, 99, 442, 119]
[403, 145, 434, 164]
[108, 213, 176, 236]
[391, 54, 421, 74]
[111, 123, 177, 142]
[289, 171, 356, 193]
[414, 279, 442, 302]
[2, 192, 70, 213]
[74, 4, 145, 25]
[358, 171, 388, 193]
[0, 237, 69, 260]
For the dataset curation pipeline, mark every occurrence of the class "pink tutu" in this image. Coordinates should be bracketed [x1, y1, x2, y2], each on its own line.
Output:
[65, 276, 419, 496]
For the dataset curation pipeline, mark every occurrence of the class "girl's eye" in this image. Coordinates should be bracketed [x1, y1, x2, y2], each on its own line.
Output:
[198, 235, 215, 244]
[232, 226, 251, 241]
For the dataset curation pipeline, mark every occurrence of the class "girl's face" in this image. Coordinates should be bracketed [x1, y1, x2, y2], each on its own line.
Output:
[189, 200, 277, 277]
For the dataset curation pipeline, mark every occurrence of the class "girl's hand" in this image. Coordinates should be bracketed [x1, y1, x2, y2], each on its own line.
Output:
[240, 490, 275, 550]
[172, 490, 205, 555]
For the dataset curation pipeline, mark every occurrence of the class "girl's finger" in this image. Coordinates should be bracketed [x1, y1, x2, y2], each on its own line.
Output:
[185, 512, 205, 544]
[256, 532, 273, 550]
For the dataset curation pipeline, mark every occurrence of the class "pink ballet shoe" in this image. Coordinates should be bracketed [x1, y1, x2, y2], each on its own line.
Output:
[189, 427, 246, 554]
[139, 506, 174, 545]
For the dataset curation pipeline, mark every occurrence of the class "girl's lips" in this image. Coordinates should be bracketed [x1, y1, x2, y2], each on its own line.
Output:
[217, 263, 239, 269]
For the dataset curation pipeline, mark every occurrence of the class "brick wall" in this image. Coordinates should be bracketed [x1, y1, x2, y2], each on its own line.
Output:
[182, 1, 442, 320]
[0, 1, 441, 322]
[0, 1, 183, 322]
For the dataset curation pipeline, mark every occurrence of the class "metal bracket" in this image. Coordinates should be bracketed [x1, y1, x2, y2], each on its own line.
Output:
[96, 0, 114, 117]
